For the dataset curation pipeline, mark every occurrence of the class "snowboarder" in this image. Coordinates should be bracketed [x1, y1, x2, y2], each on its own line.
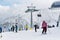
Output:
[42, 21, 47, 34]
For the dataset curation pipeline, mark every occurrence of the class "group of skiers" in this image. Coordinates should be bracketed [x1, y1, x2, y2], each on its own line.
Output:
[0, 20, 47, 34]
[34, 20, 47, 34]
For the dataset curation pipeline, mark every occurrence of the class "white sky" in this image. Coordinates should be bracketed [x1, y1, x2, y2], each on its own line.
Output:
[0, 0, 60, 23]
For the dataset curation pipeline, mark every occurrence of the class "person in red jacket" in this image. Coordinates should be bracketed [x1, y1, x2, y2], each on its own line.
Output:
[42, 21, 47, 34]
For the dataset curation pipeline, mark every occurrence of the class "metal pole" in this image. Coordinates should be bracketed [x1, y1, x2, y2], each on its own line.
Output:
[31, 11, 33, 28]
[25, 4, 39, 28]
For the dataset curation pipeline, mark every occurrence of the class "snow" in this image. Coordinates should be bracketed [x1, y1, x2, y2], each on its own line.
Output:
[0, 27, 60, 40]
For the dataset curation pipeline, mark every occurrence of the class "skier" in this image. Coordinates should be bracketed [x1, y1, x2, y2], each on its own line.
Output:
[42, 21, 47, 34]
[25, 24, 28, 31]
[0, 27, 2, 33]
[11, 25, 15, 32]
[34, 24, 39, 32]
[56, 21, 59, 27]
[0, 27, 2, 38]
[15, 23, 18, 32]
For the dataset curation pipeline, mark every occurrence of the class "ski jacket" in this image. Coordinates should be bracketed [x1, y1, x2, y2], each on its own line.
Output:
[42, 21, 47, 28]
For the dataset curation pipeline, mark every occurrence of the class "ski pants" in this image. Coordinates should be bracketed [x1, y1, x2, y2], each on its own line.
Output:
[42, 27, 47, 33]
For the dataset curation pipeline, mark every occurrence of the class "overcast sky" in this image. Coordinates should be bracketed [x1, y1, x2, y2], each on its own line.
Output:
[0, 0, 60, 22]
[0, 0, 59, 7]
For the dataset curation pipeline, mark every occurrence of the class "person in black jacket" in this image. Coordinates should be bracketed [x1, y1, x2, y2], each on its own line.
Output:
[34, 24, 38, 32]
[56, 21, 59, 27]
[15, 23, 18, 32]
[11, 25, 15, 32]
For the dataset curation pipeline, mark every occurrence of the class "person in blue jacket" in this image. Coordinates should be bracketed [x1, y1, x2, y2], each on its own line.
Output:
[0, 27, 2, 33]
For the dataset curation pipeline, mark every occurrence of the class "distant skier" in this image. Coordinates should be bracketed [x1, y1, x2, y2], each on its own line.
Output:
[0, 27, 2, 33]
[34, 24, 39, 32]
[0, 27, 2, 38]
[56, 21, 59, 27]
[34, 24, 37, 32]
[25, 24, 28, 31]
[11, 25, 15, 32]
[15, 23, 18, 32]
[42, 21, 47, 34]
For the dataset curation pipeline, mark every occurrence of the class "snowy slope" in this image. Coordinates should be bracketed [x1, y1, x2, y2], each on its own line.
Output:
[1, 27, 60, 40]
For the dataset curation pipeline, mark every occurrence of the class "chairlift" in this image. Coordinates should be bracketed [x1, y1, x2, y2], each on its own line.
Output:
[37, 14, 41, 17]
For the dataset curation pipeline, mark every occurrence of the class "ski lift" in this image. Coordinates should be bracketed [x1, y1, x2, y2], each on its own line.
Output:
[37, 14, 41, 17]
